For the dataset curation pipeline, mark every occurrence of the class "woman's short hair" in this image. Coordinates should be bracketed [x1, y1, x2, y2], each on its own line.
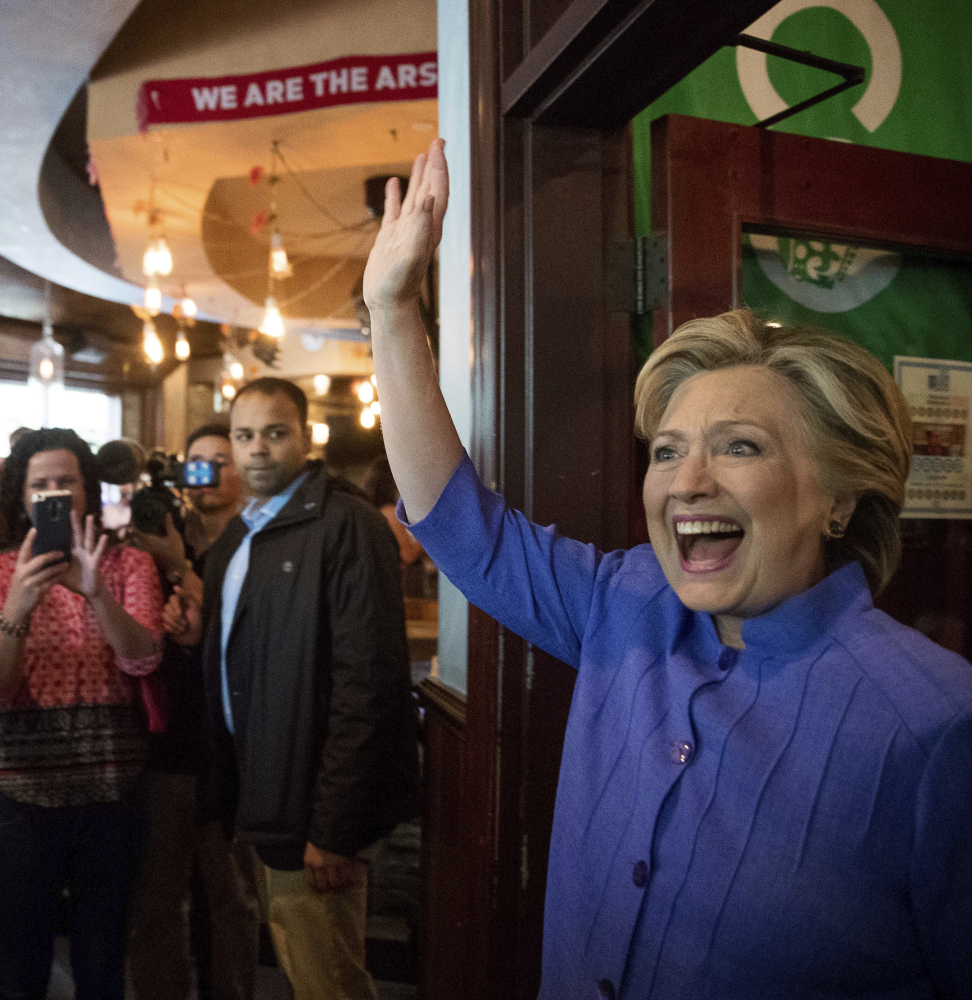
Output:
[0, 429, 103, 550]
[634, 309, 912, 594]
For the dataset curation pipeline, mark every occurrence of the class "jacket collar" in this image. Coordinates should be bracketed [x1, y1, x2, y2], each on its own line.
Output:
[253, 460, 329, 532]
[738, 560, 873, 656]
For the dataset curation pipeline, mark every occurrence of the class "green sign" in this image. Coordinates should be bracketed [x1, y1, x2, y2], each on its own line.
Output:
[632, 0, 972, 368]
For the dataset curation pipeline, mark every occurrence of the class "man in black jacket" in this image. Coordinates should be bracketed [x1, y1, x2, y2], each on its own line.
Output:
[167, 377, 419, 1000]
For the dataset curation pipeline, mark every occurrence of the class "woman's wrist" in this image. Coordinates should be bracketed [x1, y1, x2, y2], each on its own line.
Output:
[83, 577, 108, 606]
[1, 597, 31, 629]
[0, 609, 30, 637]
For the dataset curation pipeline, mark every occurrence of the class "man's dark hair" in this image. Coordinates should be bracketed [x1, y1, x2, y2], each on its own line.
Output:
[231, 377, 308, 427]
[185, 422, 231, 454]
[0, 428, 102, 549]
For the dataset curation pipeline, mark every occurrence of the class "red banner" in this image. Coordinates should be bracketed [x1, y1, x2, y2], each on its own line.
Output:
[137, 51, 437, 130]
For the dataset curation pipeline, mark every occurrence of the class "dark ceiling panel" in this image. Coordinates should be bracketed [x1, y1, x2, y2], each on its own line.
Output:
[502, 0, 777, 128]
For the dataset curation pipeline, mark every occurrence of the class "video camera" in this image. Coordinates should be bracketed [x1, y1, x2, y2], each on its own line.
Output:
[96, 439, 221, 537]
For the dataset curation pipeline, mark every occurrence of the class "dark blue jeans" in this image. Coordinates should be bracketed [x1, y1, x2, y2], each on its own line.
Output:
[0, 789, 142, 1000]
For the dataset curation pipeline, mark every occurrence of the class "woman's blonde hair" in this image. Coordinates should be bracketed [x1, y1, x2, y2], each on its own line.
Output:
[634, 309, 912, 594]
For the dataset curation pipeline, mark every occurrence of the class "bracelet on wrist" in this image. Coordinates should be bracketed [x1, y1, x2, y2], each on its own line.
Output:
[0, 611, 30, 638]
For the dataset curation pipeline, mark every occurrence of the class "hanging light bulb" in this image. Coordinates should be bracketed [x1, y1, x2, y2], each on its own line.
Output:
[359, 408, 376, 429]
[370, 374, 377, 386]
[369, 400, 381, 415]
[142, 241, 158, 277]
[259, 296, 284, 338]
[143, 321, 164, 366]
[29, 284, 65, 428]
[356, 380, 375, 404]
[181, 296, 197, 320]
[154, 237, 173, 276]
[269, 231, 293, 278]
[313, 374, 331, 396]
[311, 422, 330, 445]
[221, 381, 236, 399]
[230, 360, 245, 381]
[144, 281, 162, 316]
[29, 312, 65, 428]
[175, 329, 191, 361]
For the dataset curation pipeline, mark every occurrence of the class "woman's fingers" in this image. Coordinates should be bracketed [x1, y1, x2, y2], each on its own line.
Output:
[84, 514, 95, 552]
[29, 562, 69, 587]
[70, 510, 82, 549]
[92, 532, 108, 565]
[381, 176, 402, 229]
[425, 138, 449, 238]
[401, 153, 426, 215]
[16, 529, 36, 566]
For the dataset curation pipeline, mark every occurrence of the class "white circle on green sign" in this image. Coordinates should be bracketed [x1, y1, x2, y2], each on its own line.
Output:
[736, 0, 902, 133]
[748, 234, 900, 312]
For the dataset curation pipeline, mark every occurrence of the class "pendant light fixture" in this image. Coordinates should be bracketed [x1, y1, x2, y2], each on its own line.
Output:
[143, 321, 164, 366]
[29, 282, 65, 428]
[270, 231, 292, 278]
[259, 296, 284, 338]
[175, 329, 191, 360]
[144, 280, 162, 316]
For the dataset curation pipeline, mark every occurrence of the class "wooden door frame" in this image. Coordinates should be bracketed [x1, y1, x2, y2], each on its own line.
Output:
[421, 4, 782, 1000]
[651, 113, 972, 340]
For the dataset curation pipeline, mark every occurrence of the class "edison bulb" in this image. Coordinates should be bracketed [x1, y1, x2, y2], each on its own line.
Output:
[356, 380, 375, 404]
[360, 409, 376, 429]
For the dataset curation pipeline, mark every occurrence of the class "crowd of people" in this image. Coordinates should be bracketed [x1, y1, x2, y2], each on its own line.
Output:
[0, 133, 970, 1000]
[0, 379, 420, 1000]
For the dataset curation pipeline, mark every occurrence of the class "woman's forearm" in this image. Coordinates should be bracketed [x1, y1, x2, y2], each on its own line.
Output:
[86, 588, 158, 662]
[370, 300, 464, 522]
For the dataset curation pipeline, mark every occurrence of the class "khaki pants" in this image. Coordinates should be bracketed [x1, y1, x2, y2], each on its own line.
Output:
[129, 771, 259, 1000]
[251, 843, 381, 1000]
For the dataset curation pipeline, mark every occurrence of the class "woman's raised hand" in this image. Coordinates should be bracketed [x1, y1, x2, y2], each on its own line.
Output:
[2, 529, 68, 624]
[61, 512, 109, 600]
[363, 137, 449, 313]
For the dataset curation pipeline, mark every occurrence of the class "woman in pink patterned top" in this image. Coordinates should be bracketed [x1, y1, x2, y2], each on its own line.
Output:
[0, 428, 163, 1000]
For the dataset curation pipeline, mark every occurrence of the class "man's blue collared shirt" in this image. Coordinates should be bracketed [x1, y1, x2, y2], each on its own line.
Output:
[220, 470, 308, 733]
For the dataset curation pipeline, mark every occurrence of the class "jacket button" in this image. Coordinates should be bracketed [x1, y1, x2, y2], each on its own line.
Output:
[597, 979, 616, 1000]
[718, 647, 737, 671]
[632, 859, 649, 887]
[671, 740, 693, 764]
[282, 561, 294, 572]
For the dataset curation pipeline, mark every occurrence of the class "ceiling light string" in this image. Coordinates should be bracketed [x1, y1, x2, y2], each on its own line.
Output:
[277, 258, 349, 310]
[258, 141, 286, 339]
[274, 145, 359, 232]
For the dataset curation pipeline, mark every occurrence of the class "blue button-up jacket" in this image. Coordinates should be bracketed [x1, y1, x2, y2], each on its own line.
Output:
[405, 453, 972, 999]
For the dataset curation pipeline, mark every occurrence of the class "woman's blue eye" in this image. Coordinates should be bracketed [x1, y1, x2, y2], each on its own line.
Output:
[728, 440, 759, 456]
[653, 445, 676, 462]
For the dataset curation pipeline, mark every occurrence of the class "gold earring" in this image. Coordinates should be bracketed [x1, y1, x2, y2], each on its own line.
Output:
[824, 519, 845, 539]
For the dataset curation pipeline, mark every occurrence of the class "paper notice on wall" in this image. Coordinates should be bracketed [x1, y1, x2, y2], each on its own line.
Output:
[895, 357, 972, 519]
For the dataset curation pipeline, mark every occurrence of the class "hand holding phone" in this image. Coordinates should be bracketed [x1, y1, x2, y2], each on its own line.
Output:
[2, 529, 69, 626]
[31, 490, 73, 563]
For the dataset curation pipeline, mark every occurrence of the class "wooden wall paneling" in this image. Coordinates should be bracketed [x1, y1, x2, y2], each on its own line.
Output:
[417, 680, 469, 1000]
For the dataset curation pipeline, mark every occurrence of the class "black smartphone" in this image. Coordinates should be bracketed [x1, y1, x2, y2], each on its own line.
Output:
[31, 490, 73, 562]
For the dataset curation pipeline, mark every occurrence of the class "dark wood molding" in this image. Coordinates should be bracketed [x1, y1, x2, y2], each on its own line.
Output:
[502, 0, 776, 127]
[418, 677, 467, 728]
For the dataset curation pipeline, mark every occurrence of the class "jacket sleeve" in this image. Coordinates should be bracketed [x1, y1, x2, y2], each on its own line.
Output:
[309, 499, 417, 857]
[399, 451, 600, 670]
[909, 709, 972, 997]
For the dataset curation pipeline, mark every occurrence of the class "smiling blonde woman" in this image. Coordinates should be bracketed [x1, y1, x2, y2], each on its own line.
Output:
[363, 138, 972, 1000]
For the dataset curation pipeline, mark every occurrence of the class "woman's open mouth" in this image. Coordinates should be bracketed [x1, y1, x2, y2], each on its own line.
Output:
[674, 518, 745, 573]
